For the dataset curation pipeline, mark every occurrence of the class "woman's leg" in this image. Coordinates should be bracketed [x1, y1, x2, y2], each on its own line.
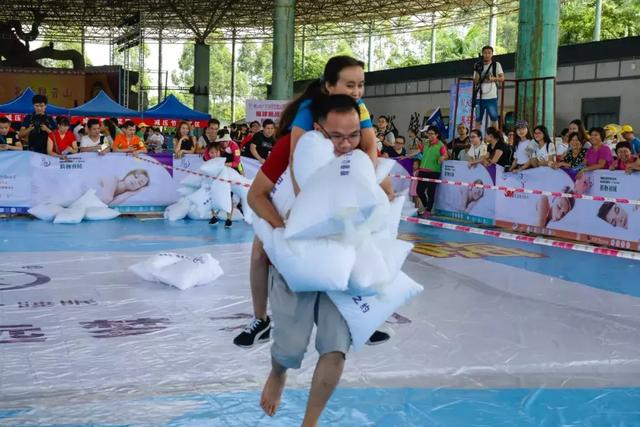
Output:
[416, 171, 429, 212]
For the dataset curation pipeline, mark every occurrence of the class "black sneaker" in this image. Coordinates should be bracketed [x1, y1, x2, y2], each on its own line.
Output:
[209, 216, 219, 225]
[224, 218, 233, 228]
[233, 316, 271, 348]
[366, 330, 390, 346]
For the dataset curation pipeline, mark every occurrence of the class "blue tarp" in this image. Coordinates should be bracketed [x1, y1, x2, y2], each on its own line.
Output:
[67, 90, 140, 118]
[143, 95, 210, 121]
[0, 87, 70, 116]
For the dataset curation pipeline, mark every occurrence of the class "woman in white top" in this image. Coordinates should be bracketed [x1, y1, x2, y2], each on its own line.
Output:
[532, 125, 556, 167]
[467, 129, 488, 167]
[510, 120, 537, 172]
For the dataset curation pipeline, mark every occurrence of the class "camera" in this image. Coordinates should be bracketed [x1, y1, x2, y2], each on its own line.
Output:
[474, 61, 484, 73]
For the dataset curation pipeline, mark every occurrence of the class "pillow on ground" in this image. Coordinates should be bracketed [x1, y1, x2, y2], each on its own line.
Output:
[292, 131, 335, 189]
[85, 207, 121, 221]
[285, 150, 386, 240]
[187, 204, 213, 220]
[129, 252, 186, 281]
[70, 188, 108, 210]
[164, 198, 191, 221]
[28, 203, 64, 221]
[53, 207, 86, 224]
[152, 253, 224, 290]
[329, 271, 423, 351]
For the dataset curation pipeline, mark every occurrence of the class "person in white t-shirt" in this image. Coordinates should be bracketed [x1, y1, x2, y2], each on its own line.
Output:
[466, 129, 488, 167]
[532, 125, 556, 167]
[510, 120, 537, 172]
[473, 46, 504, 130]
[79, 118, 110, 155]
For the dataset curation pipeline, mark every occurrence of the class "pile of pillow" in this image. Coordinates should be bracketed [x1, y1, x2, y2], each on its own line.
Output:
[129, 252, 223, 290]
[164, 158, 253, 224]
[253, 131, 423, 350]
[28, 189, 121, 224]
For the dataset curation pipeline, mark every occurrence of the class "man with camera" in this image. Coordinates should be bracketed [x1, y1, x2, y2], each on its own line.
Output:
[473, 46, 504, 131]
[18, 94, 57, 154]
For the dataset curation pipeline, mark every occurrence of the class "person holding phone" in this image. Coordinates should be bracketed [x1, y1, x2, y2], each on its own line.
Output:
[0, 117, 23, 151]
[18, 94, 57, 153]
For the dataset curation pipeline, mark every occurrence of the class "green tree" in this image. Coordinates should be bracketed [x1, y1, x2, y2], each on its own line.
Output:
[559, 0, 640, 44]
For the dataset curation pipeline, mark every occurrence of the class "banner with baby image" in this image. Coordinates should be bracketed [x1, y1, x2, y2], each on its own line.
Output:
[495, 168, 640, 251]
[30, 152, 177, 211]
[434, 160, 497, 225]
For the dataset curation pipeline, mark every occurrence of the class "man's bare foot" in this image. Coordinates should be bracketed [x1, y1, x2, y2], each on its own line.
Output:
[260, 369, 287, 417]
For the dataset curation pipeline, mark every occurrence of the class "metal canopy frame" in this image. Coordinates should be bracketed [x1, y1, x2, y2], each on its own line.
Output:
[5, 0, 519, 45]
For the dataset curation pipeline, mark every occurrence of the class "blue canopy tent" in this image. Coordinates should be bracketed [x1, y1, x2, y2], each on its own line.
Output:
[0, 87, 70, 118]
[142, 95, 210, 125]
[67, 90, 140, 118]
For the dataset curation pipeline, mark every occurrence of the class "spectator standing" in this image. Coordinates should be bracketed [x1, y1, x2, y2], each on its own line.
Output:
[80, 119, 110, 155]
[450, 124, 470, 160]
[377, 115, 395, 148]
[100, 119, 116, 146]
[174, 121, 197, 158]
[240, 120, 261, 152]
[382, 135, 407, 158]
[466, 129, 487, 167]
[473, 46, 504, 130]
[609, 142, 637, 172]
[532, 125, 556, 167]
[620, 125, 640, 155]
[112, 121, 147, 153]
[510, 120, 536, 172]
[197, 119, 220, 154]
[146, 127, 164, 153]
[553, 132, 587, 171]
[581, 127, 613, 172]
[568, 119, 591, 148]
[47, 117, 77, 157]
[0, 117, 23, 151]
[482, 127, 511, 168]
[415, 125, 448, 217]
[18, 94, 57, 154]
[247, 119, 276, 163]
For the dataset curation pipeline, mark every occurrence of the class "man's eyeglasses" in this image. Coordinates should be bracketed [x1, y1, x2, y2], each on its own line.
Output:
[317, 123, 361, 144]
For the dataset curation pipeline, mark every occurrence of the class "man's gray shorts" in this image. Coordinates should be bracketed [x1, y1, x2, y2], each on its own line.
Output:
[268, 266, 351, 369]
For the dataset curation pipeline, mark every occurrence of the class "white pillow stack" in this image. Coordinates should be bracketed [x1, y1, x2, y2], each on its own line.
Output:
[129, 252, 224, 290]
[30, 189, 120, 223]
[28, 203, 64, 221]
[253, 132, 423, 350]
[163, 158, 253, 223]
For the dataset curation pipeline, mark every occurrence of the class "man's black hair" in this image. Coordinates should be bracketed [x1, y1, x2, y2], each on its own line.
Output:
[262, 119, 275, 127]
[0, 117, 11, 125]
[208, 118, 220, 127]
[87, 118, 100, 128]
[311, 94, 359, 123]
[481, 45, 494, 53]
[32, 94, 48, 105]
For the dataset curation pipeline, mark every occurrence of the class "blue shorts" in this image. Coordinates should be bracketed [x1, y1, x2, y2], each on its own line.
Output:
[475, 98, 499, 122]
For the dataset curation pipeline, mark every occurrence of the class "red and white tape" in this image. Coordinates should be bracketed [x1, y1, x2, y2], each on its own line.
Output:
[131, 155, 252, 188]
[390, 173, 640, 206]
[401, 216, 640, 261]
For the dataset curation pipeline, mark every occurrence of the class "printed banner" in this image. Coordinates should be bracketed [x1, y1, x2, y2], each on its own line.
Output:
[245, 100, 288, 124]
[435, 160, 497, 224]
[0, 151, 31, 213]
[495, 168, 640, 250]
[30, 152, 177, 209]
[448, 81, 474, 141]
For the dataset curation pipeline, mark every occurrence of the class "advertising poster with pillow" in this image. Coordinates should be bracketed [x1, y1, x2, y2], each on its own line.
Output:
[434, 160, 497, 224]
[551, 170, 640, 250]
[0, 151, 31, 213]
[495, 167, 581, 239]
[31, 153, 177, 209]
[173, 154, 204, 184]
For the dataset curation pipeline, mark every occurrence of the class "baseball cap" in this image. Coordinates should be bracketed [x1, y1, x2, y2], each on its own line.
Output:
[621, 124, 634, 134]
[138, 122, 149, 128]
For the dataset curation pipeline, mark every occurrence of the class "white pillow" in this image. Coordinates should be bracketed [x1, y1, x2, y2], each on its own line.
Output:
[186, 186, 214, 218]
[180, 174, 202, 188]
[84, 207, 121, 221]
[187, 203, 213, 220]
[70, 189, 108, 210]
[152, 253, 224, 290]
[328, 271, 423, 351]
[284, 150, 386, 240]
[177, 185, 198, 196]
[227, 168, 254, 224]
[164, 198, 190, 221]
[207, 168, 232, 213]
[53, 207, 86, 224]
[292, 130, 335, 188]
[28, 203, 64, 221]
[271, 170, 296, 219]
[129, 252, 185, 281]
[257, 219, 356, 293]
[375, 157, 396, 184]
[199, 157, 226, 177]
